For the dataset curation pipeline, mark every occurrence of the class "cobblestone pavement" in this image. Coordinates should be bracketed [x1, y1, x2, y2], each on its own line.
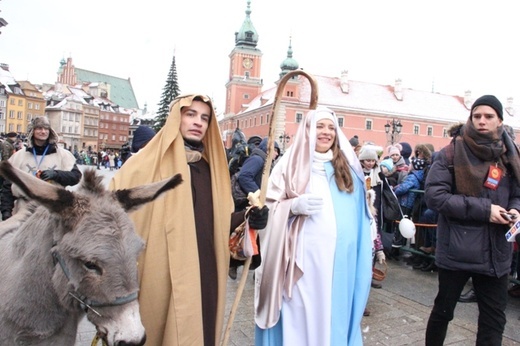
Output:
[77, 258, 520, 345]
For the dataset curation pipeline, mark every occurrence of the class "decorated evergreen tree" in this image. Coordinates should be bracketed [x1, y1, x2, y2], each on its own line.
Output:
[154, 54, 181, 131]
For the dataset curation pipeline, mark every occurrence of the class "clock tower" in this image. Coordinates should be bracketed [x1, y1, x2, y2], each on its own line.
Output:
[225, 0, 263, 116]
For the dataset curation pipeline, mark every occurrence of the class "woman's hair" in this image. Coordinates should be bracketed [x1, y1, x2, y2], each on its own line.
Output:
[331, 137, 354, 193]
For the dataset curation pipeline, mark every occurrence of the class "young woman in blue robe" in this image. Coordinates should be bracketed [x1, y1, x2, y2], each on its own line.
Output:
[254, 107, 373, 345]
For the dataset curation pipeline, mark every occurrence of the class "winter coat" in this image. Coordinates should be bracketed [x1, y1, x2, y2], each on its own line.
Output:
[425, 144, 520, 277]
[237, 147, 266, 194]
[394, 169, 424, 211]
[1, 143, 81, 216]
[237, 137, 278, 194]
[387, 156, 409, 186]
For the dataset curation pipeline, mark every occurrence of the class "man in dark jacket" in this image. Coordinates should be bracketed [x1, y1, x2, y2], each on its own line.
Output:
[236, 137, 279, 206]
[424, 95, 520, 345]
[228, 137, 279, 279]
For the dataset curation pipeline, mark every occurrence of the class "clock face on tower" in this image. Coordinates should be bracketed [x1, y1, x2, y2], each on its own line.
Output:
[242, 58, 253, 69]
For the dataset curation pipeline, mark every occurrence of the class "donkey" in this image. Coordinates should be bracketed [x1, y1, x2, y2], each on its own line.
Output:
[0, 161, 182, 345]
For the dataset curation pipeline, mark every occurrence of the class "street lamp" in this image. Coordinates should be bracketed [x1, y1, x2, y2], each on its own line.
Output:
[384, 119, 403, 145]
[278, 132, 291, 153]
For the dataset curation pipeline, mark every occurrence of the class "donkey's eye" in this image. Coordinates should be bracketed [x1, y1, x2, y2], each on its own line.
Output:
[84, 261, 102, 274]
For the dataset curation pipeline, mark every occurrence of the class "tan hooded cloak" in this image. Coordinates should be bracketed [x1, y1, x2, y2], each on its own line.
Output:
[110, 95, 233, 345]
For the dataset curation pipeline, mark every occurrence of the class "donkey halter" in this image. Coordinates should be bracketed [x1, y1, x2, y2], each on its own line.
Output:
[52, 251, 138, 317]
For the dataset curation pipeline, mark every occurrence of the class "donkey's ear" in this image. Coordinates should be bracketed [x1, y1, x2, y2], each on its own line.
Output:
[112, 174, 183, 212]
[0, 161, 75, 213]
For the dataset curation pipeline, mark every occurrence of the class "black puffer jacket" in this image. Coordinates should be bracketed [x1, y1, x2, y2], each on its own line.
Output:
[425, 140, 520, 277]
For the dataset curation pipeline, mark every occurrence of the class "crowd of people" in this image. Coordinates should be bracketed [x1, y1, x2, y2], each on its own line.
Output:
[1, 93, 519, 345]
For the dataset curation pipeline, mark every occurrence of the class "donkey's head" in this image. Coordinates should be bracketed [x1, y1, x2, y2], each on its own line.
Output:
[0, 162, 182, 346]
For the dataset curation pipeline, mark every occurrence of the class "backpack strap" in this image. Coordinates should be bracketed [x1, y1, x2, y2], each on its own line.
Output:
[444, 140, 455, 175]
[442, 139, 456, 192]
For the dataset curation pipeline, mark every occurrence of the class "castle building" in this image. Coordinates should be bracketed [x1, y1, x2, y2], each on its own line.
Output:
[219, 1, 518, 153]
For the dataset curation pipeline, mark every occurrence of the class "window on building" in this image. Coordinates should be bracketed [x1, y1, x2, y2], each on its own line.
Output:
[17, 111, 23, 119]
[244, 94, 249, 100]
[427, 126, 433, 136]
[17, 124, 22, 132]
[28, 102, 33, 109]
[296, 112, 303, 123]
[0, 100, 5, 107]
[18, 99, 23, 106]
[35, 103, 40, 110]
[286, 91, 294, 97]
[8, 124, 14, 131]
[245, 71, 250, 79]
[338, 118, 344, 127]
[0, 112, 4, 120]
[112, 134, 116, 140]
[413, 125, 420, 135]
[9, 110, 14, 118]
[443, 128, 448, 138]
[366, 119, 373, 130]
[10, 98, 14, 105]
[27, 114, 32, 121]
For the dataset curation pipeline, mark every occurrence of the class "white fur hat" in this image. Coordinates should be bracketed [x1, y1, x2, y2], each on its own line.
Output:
[359, 148, 378, 161]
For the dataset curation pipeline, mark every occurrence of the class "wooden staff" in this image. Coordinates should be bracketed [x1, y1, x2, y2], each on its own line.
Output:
[221, 70, 318, 345]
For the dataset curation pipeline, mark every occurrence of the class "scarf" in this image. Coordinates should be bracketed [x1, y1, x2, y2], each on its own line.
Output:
[454, 118, 520, 196]
[184, 144, 203, 163]
[312, 150, 333, 174]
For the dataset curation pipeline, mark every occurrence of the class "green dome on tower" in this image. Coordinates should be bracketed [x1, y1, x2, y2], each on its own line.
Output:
[235, 0, 259, 48]
[279, 38, 299, 78]
[57, 58, 66, 74]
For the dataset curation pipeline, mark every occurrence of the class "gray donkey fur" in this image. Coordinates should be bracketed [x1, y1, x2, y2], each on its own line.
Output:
[0, 162, 182, 345]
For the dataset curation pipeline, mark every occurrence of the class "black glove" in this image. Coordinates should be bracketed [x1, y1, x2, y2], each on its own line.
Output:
[2, 211, 12, 221]
[40, 169, 57, 181]
[248, 205, 269, 229]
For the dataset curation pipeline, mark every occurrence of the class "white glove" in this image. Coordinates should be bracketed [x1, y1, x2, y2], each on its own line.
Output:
[376, 250, 386, 264]
[290, 193, 324, 216]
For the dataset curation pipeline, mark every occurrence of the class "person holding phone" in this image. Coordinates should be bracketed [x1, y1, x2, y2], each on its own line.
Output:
[424, 95, 520, 345]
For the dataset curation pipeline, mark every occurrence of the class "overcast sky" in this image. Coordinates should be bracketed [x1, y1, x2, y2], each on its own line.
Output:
[1, 0, 519, 115]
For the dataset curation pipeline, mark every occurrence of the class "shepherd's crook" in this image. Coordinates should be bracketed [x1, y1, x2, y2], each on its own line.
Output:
[221, 70, 318, 345]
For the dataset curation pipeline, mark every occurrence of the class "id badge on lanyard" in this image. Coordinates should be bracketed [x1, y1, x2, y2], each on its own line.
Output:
[483, 163, 502, 190]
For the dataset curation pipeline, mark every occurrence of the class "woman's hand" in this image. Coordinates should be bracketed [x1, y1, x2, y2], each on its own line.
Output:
[290, 194, 324, 216]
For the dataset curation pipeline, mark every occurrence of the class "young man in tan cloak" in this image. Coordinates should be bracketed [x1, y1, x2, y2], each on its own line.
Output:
[110, 94, 268, 346]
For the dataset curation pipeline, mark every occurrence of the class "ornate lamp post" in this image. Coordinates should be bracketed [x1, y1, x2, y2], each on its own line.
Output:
[385, 119, 403, 145]
[278, 132, 291, 154]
